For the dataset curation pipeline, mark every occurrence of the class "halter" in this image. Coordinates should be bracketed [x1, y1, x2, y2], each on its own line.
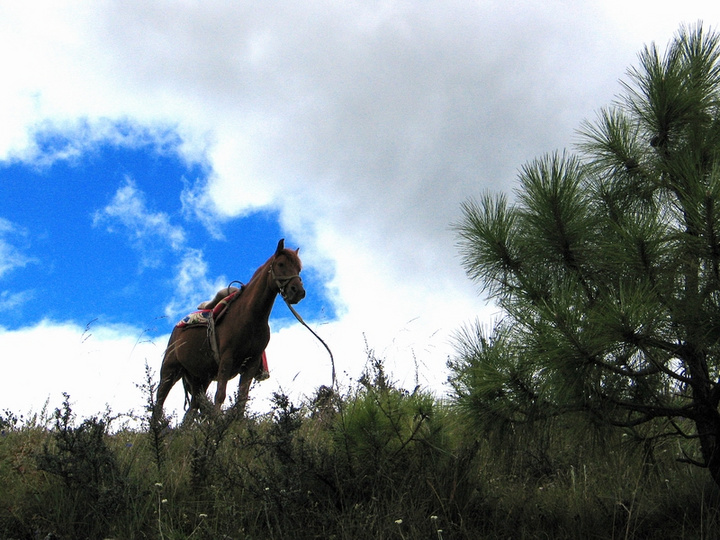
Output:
[269, 258, 301, 300]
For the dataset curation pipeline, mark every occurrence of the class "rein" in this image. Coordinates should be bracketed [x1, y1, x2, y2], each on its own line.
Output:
[270, 256, 337, 389]
[281, 296, 337, 390]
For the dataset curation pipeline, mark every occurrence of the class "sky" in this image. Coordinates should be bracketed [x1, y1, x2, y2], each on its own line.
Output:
[2, 2, 720, 423]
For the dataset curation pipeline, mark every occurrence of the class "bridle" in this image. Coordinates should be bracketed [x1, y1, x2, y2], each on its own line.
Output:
[269, 258, 302, 300]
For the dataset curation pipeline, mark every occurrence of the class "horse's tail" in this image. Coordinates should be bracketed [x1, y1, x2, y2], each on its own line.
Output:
[180, 375, 192, 411]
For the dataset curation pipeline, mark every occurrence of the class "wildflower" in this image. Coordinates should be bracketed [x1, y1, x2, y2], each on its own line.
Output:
[430, 515, 438, 521]
[161, 499, 168, 504]
[199, 513, 208, 519]
[395, 519, 403, 525]
[154, 482, 163, 488]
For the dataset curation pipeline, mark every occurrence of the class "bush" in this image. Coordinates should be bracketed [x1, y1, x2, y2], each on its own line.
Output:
[33, 394, 126, 539]
[1, 355, 720, 539]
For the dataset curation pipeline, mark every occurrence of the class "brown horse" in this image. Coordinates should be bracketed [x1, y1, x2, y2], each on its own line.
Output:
[155, 239, 305, 422]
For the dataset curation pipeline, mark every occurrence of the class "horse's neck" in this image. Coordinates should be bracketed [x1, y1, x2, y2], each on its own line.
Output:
[228, 266, 277, 321]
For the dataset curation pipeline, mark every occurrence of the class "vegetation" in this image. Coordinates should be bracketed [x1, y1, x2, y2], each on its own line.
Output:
[0, 355, 720, 539]
[453, 23, 720, 489]
[1, 352, 719, 539]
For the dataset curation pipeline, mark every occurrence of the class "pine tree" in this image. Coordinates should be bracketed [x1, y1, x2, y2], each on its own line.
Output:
[452, 23, 720, 486]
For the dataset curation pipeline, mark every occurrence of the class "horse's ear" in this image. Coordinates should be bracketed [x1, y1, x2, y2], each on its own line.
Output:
[276, 239, 285, 254]
[295, 248, 299, 255]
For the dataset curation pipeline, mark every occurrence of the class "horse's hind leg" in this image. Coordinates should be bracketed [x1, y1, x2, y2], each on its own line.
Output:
[154, 352, 183, 423]
[182, 377, 212, 424]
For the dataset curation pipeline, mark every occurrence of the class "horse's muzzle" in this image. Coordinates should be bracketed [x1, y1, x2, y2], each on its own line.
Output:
[284, 277, 306, 304]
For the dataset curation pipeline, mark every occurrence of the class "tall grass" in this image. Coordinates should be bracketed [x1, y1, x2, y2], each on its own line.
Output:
[1, 355, 719, 539]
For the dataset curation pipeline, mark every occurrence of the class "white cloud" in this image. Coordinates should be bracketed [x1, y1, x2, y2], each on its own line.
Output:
[0, 217, 35, 278]
[92, 179, 228, 319]
[164, 248, 228, 319]
[91, 177, 229, 324]
[93, 178, 186, 255]
[180, 175, 226, 240]
[0, 320, 184, 421]
[0, 289, 34, 312]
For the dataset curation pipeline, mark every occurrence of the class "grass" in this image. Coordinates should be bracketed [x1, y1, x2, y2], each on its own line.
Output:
[1, 357, 719, 539]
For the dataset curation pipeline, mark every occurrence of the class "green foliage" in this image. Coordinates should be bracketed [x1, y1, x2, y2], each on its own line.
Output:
[334, 354, 466, 525]
[452, 23, 720, 486]
[1, 364, 720, 539]
[0, 409, 21, 432]
[138, 362, 171, 472]
[31, 394, 126, 539]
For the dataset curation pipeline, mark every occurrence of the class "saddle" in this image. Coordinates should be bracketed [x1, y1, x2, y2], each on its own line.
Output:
[176, 289, 240, 329]
[175, 288, 269, 381]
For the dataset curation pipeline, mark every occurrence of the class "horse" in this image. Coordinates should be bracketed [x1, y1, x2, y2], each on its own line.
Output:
[154, 239, 305, 423]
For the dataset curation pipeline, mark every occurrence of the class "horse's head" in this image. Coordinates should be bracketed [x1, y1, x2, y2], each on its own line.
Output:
[270, 239, 305, 304]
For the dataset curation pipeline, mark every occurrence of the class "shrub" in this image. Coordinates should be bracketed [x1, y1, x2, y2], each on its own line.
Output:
[34, 394, 125, 539]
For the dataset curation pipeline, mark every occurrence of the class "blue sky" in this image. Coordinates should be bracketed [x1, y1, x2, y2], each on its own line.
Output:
[2, 3, 719, 420]
[0, 139, 333, 333]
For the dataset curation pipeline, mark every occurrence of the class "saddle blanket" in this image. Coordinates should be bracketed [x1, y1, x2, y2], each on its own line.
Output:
[177, 310, 213, 328]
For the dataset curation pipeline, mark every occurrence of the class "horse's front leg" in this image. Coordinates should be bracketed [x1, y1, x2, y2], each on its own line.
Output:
[214, 377, 229, 410]
[235, 355, 262, 414]
[214, 358, 234, 410]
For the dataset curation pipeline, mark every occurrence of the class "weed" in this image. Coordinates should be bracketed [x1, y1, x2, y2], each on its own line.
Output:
[2, 350, 720, 538]
[34, 393, 125, 539]
[138, 362, 170, 472]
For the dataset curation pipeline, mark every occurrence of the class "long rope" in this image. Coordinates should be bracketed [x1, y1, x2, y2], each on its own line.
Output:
[282, 297, 336, 389]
